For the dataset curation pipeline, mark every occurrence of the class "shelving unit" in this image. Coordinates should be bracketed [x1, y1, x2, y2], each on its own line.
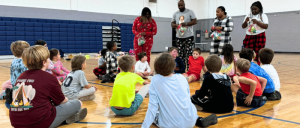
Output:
[102, 19, 121, 51]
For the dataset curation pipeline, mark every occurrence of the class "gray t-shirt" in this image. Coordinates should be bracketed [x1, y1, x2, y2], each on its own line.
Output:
[61, 70, 89, 100]
[171, 8, 196, 38]
[98, 57, 105, 66]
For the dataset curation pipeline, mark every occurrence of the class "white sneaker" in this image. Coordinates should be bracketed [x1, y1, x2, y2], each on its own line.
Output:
[147, 76, 153, 81]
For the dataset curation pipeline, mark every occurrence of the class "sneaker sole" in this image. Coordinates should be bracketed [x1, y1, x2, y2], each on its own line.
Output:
[201, 114, 217, 127]
[79, 95, 96, 101]
[66, 108, 88, 124]
[210, 114, 218, 125]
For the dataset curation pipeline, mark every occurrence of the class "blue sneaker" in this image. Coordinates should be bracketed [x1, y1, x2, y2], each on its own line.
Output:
[0, 91, 6, 100]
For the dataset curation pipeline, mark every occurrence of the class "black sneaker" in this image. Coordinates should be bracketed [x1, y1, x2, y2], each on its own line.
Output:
[98, 75, 103, 80]
[101, 74, 111, 83]
[5, 88, 12, 104]
[267, 91, 281, 100]
[195, 114, 218, 127]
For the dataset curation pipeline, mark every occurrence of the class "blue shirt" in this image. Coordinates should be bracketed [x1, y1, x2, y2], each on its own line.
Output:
[174, 57, 185, 73]
[142, 74, 198, 128]
[249, 62, 275, 93]
[10, 58, 28, 87]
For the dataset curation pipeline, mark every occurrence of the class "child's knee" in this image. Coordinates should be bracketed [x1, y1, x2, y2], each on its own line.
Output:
[79, 100, 82, 107]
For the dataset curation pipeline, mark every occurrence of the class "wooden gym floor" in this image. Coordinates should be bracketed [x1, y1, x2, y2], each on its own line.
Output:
[0, 52, 300, 128]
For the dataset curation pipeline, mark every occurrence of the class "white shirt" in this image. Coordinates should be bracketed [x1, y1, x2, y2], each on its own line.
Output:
[135, 60, 151, 73]
[142, 74, 198, 128]
[261, 64, 280, 91]
[244, 13, 268, 35]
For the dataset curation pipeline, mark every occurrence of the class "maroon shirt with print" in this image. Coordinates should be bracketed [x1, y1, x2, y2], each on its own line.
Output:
[9, 70, 65, 128]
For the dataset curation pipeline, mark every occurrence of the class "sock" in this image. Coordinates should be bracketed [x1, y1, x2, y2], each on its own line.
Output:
[137, 84, 150, 98]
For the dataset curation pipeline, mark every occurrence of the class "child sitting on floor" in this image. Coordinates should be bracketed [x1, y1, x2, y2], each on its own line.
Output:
[183, 48, 207, 82]
[62, 55, 97, 101]
[191, 55, 234, 113]
[34, 40, 54, 74]
[109, 55, 150, 116]
[258, 48, 281, 99]
[8, 45, 86, 128]
[220, 44, 237, 78]
[101, 41, 118, 83]
[1, 41, 29, 103]
[93, 49, 107, 80]
[135, 52, 153, 78]
[169, 47, 185, 74]
[231, 58, 267, 107]
[142, 53, 217, 128]
[50, 48, 70, 82]
[239, 48, 279, 100]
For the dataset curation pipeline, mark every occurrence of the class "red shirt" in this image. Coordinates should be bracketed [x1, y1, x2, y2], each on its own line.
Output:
[188, 56, 205, 74]
[132, 16, 157, 40]
[240, 72, 262, 96]
[9, 70, 65, 128]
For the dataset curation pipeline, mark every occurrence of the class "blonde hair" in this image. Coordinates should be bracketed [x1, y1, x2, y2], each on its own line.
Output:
[10, 40, 30, 57]
[118, 55, 135, 72]
[22, 45, 50, 70]
[179, 15, 184, 20]
[236, 58, 250, 73]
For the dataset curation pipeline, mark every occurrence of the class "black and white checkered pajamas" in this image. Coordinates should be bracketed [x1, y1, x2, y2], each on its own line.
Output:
[210, 16, 234, 55]
[106, 51, 118, 78]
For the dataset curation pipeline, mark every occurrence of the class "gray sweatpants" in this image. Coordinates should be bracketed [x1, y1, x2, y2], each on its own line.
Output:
[77, 87, 96, 98]
[49, 100, 81, 128]
[67, 87, 96, 100]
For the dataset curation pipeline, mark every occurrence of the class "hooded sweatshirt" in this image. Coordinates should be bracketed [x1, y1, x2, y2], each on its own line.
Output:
[191, 73, 234, 113]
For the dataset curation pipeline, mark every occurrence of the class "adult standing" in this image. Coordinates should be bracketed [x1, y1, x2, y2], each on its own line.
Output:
[242, 1, 268, 65]
[132, 7, 157, 64]
[210, 6, 234, 55]
[171, 0, 197, 70]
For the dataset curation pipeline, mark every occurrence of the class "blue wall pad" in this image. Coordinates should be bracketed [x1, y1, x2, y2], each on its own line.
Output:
[0, 16, 134, 55]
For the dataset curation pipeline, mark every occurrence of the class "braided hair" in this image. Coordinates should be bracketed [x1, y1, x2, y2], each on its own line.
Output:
[250, 1, 263, 22]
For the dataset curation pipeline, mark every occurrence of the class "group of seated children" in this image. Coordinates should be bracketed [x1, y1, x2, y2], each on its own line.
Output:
[7, 45, 87, 128]
[191, 45, 281, 112]
[111, 53, 218, 127]
[93, 41, 154, 82]
[3, 38, 282, 127]
[4, 40, 100, 127]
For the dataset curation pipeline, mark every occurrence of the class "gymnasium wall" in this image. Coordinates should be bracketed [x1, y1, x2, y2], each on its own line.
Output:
[0, 5, 172, 54]
[0, 1, 299, 54]
[0, 0, 201, 19]
[198, 0, 300, 19]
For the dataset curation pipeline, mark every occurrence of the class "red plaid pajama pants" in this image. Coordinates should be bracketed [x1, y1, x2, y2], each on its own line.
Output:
[93, 67, 106, 77]
[243, 32, 266, 61]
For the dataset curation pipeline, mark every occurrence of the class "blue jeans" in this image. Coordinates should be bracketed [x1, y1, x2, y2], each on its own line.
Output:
[5, 100, 10, 109]
[111, 94, 143, 116]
